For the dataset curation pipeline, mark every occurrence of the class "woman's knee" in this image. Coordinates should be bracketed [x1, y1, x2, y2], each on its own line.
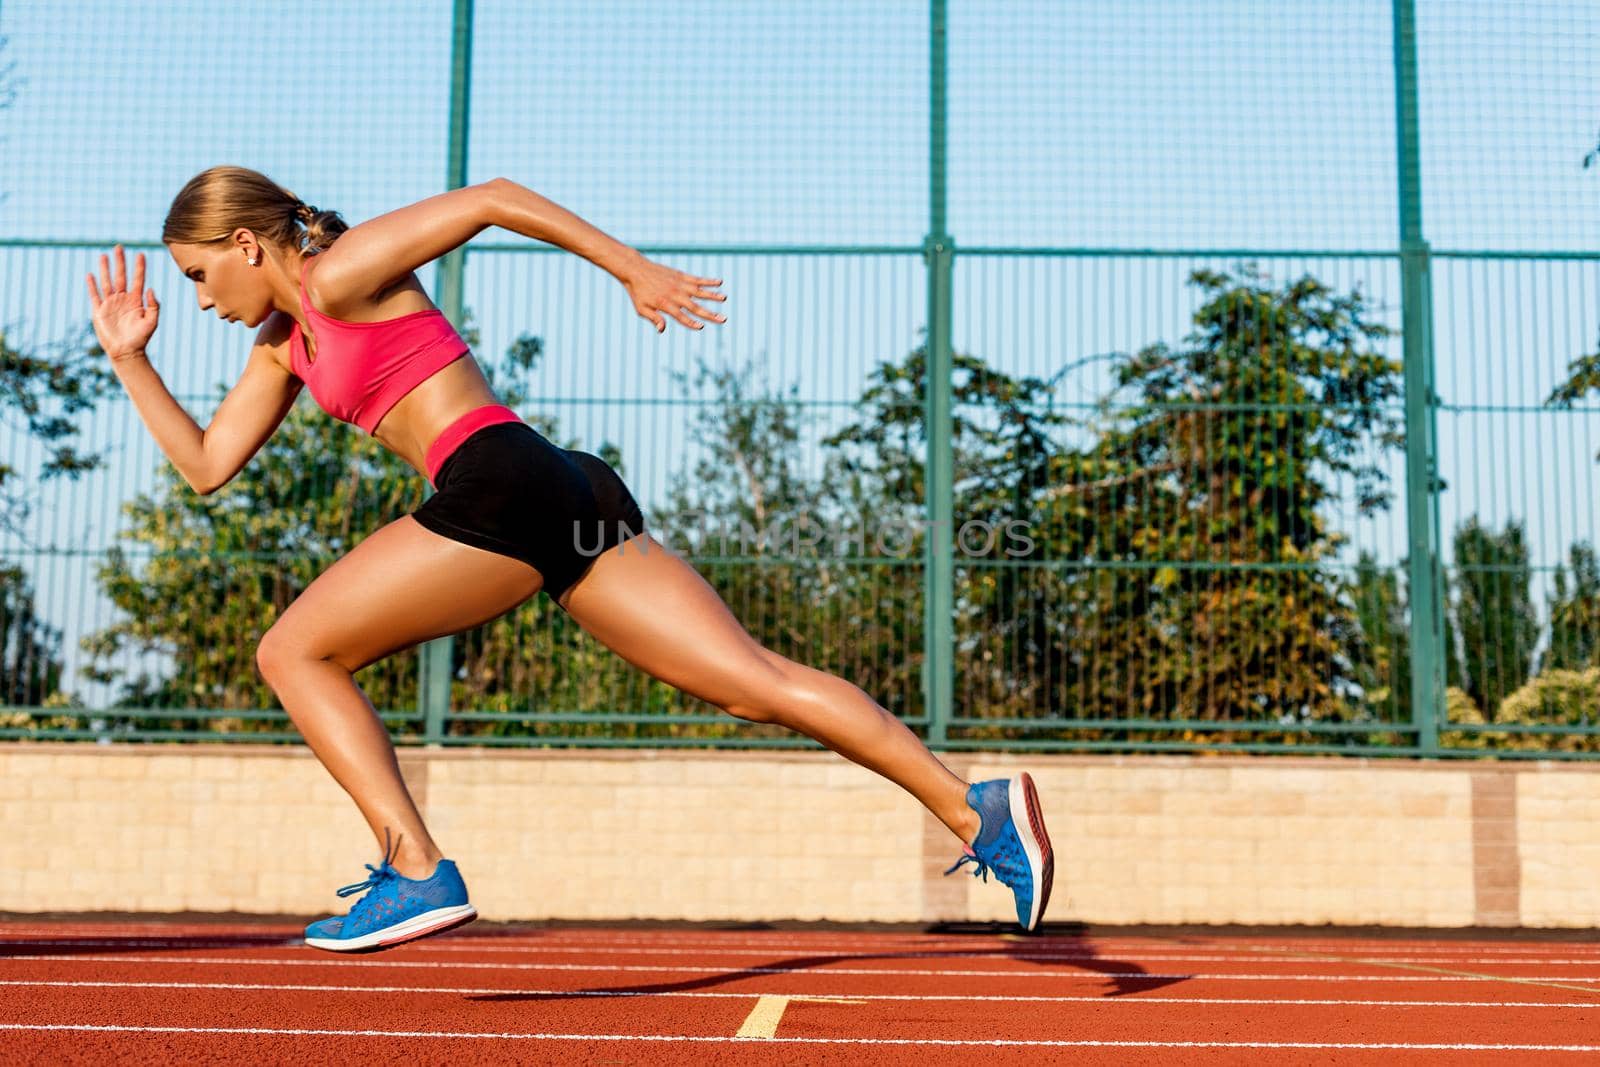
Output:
[255, 625, 316, 684]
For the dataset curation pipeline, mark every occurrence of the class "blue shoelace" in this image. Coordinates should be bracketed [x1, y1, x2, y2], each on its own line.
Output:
[336, 830, 403, 923]
[944, 849, 992, 882]
[945, 840, 1027, 890]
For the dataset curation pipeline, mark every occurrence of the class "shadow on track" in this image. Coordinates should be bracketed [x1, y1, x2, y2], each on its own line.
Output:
[465, 920, 1189, 1004]
[0, 932, 298, 957]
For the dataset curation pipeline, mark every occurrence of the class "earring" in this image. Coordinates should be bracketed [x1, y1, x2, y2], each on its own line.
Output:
[247, 256, 257, 266]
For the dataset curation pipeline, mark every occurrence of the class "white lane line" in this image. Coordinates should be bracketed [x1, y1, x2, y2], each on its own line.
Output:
[8, 953, 1600, 983]
[1, 978, 1598, 1008]
[13, 927, 1599, 953]
[8, 929, 1599, 961]
[0, 1024, 1596, 1051]
[389, 944, 1600, 967]
[434, 935, 1600, 955]
[476, 934, 1600, 948]
[402, 939, 1600, 964]
[2, 940, 301, 950]
[10, 940, 1600, 968]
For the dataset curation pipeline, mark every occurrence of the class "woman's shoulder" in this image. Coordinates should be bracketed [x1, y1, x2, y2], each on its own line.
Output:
[303, 253, 437, 323]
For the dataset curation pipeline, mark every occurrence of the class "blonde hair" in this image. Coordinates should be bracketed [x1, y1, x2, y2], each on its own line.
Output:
[162, 165, 348, 256]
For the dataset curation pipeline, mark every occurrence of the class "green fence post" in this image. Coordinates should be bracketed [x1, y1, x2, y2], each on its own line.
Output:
[1393, 0, 1443, 755]
[923, 0, 954, 746]
[924, 236, 955, 748]
[418, 0, 476, 746]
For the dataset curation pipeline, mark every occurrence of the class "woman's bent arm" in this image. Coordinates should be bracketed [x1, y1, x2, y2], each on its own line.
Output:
[90, 244, 298, 494]
[305, 178, 641, 309]
[483, 178, 644, 283]
[110, 351, 211, 493]
[111, 333, 302, 495]
[486, 178, 726, 333]
[325, 178, 725, 332]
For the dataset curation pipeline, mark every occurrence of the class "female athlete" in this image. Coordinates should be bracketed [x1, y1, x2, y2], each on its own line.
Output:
[85, 166, 1052, 949]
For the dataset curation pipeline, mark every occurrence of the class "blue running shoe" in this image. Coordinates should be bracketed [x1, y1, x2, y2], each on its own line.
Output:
[944, 773, 1054, 931]
[304, 835, 477, 953]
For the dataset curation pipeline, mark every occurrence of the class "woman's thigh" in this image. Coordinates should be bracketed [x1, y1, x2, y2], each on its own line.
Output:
[259, 515, 544, 674]
[556, 533, 793, 715]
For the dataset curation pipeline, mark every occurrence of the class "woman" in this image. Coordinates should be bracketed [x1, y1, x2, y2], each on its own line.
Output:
[85, 166, 1052, 949]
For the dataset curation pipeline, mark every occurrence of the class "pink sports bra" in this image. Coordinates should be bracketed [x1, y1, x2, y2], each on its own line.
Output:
[288, 254, 471, 435]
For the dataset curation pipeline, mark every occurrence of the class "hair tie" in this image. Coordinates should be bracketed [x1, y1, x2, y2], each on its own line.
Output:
[296, 201, 316, 223]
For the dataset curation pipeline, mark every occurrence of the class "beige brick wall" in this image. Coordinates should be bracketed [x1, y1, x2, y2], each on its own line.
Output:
[0, 744, 1592, 927]
[970, 761, 1477, 928]
[424, 752, 926, 922]
[1517, 770, 1600, 927]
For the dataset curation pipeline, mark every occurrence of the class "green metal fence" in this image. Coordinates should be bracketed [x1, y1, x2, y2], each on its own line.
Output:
[2, 1, 1599, 755]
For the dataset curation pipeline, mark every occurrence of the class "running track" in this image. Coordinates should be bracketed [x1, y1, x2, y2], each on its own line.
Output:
[2, 922, 1599, 1063]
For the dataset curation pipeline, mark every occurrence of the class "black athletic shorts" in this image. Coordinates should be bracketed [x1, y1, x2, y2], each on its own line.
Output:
[411, 421, 647, 604]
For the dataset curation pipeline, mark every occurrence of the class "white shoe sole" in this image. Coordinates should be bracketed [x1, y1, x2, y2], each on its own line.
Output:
[1008, 773, 1054, 931]
[305, 903, 477, 953]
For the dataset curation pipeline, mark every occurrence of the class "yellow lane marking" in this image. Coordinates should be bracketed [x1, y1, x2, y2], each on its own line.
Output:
[736, 994, 869, 1038]
[1005, 935, 1600, 998]
[1244, 943, 1600, 998]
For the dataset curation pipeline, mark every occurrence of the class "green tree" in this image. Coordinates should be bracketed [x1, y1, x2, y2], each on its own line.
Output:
[648, 341, 1069, 731]
[1346, 552, 1410, 721]
[648, 355, 845, 735]
[820, 341, 1068, 722]
[1344, 550, 1472, 742]
[0, 327, 115, 537]
[1541, 541, 1600, 672]
[1048, 268, 1402, 728]
[0, 563, 65, 710]
[0, 330, 96, 714]
[1451, 516, 1537, 719]
[1548, 344, 1600, 421]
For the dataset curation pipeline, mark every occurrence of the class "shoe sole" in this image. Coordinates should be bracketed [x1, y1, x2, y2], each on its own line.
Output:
[304, 904, 478, 954]
[1009, 772, 1053, 931]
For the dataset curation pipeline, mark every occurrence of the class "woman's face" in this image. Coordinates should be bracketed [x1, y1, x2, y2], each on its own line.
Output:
[166, 235, 274, 328]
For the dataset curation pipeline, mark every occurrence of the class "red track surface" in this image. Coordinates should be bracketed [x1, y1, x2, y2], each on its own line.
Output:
[2, 922, 1599, 1064]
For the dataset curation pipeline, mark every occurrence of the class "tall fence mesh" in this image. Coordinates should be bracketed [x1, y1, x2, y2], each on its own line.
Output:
[1, 1, 1597, 754]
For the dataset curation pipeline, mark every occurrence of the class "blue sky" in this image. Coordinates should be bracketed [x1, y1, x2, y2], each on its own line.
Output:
[0, 1, 1597, 703]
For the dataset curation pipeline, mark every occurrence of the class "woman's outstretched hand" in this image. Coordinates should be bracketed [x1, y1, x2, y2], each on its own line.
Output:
[87, 244, 161, 361]
[621, 256, 726, 333]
